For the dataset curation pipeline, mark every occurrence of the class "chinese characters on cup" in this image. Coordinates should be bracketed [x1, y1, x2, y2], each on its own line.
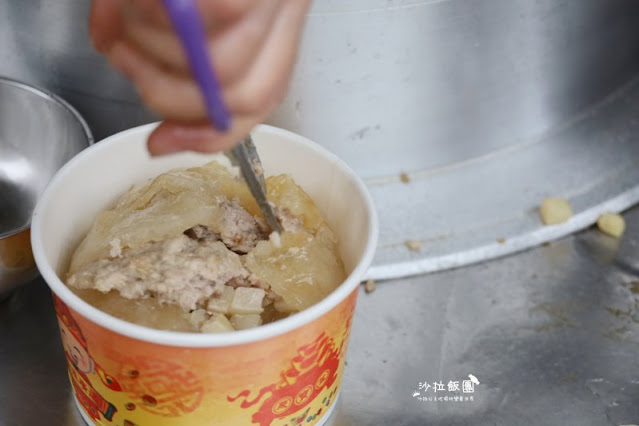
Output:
[412, 374, 480, 402]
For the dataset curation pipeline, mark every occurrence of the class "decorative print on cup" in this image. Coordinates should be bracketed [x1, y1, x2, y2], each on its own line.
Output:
[51, 288, 358, 425]
[54, 296, 123, 422]
[411, 374, 480, 403]
[228, 309, 353, 426]
[113, 357, 206, 417]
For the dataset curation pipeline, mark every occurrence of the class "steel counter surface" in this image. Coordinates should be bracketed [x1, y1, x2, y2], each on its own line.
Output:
[3, 208, 639, 425]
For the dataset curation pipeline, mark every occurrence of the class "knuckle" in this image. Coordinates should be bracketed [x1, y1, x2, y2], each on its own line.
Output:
[271, 79, 290, 106]
[137, 79, 167, 113]
[128, 0, 155, 15]
[205, 0, 253, 22]
[242, 18, 263, 43]
[235, 85, 272, 114]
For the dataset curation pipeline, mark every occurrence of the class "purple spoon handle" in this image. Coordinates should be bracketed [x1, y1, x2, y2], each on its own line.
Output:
[163, 0, 231, 131]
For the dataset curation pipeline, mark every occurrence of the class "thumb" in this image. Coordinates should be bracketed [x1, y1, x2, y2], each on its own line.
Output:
[147, 119, 256, 156]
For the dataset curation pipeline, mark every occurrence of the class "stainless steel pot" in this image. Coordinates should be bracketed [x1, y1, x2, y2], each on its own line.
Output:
[3, 0, 639, 278]
[0, 78, 92, 295]
[2, 0, 638, 175]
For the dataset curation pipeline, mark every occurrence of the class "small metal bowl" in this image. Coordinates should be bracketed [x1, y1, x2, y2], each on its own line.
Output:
[0, 77, 92, 296]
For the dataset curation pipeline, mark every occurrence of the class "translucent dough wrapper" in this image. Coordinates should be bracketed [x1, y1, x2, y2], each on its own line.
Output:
[66, 161, 347, 332]
[69, 162, 254, 273]
[244, 227, 346, 313]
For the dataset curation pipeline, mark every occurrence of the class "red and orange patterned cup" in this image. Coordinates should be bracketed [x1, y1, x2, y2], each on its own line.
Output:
[31, 124, 378, 426]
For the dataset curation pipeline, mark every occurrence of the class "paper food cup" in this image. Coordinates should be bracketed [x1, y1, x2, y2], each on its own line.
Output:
[31, 124, 378, 426]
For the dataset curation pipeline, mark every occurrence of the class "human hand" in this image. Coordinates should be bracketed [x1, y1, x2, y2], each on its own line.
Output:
[89, 0, 311, 155]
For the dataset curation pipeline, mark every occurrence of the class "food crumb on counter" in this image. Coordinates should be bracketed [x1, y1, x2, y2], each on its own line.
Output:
[404, 240, 422, 252]
[400, 172, 410, 183]
[497, 237, 506, 244]
[597, 212, 625, 238]
[539, 197, 573, 225]
[364, 279, 376, 294]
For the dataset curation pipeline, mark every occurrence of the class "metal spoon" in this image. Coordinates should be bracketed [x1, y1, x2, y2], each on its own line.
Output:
[162, 0, 282, 233]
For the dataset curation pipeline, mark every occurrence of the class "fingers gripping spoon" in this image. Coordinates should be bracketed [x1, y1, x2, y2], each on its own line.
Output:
[163, 0, 282, 233]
